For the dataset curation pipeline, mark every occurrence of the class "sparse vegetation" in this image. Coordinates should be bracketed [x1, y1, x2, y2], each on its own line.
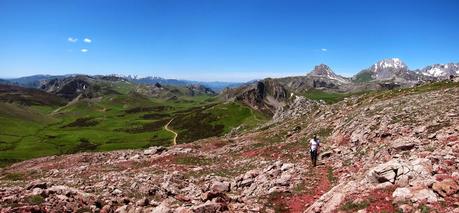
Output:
[175, 156, 214, 166]
[419, 204, 431, 213]
[327, 167, 337, 184]
[3, 172, 25, 181]
[303, 89, 352, 104]
[340, 200, 370, 212]
[26, 195, 44, 205]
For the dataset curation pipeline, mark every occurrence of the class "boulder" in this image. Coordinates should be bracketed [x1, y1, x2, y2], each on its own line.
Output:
[136, 197, 149, 206]
[144, 146, 167, 155]
[367, 159, 410, 184]
[192, 201, 221, 213]
[112, 189, 123, 195]
[26, 181, 48, 190]
[367, 158, 432, 185]
[319, 151, 333, 160]
[175, 207, 193, 213]
[391, 137, 418, 151]
[280, 163, 294, 171]
[275, 174, 291, 186]
[411, 189, 437, 203]
[432, 178, 459, 197]
[152, 203, 172, 213]
[210, 181, 230, 193]
[115, 205, 128, 213]
[392, 187, 413, 203]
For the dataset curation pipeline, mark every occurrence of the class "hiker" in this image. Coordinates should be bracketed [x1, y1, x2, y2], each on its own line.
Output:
[310, 135, 320, 167]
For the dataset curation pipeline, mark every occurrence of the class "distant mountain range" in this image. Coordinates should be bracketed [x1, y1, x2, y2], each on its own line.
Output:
[222, 58, 459, 114]
[1, 74, 244, 92]
[1, 58, 458, 96]
[129, 76, 244, 92]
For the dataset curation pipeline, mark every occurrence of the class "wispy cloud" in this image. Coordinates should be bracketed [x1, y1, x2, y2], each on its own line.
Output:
[68, 37, 78, 43]
[321, 48, 327, 52]
[80, 48, 89, 53]
[83, 38, 92, 43]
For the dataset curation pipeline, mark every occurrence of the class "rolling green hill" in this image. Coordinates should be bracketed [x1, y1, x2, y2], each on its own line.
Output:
[0, 83, 267, 167]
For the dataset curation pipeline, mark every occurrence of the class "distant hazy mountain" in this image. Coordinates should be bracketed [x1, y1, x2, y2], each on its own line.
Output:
[3, 75, 243, 92]
[5, 75, 67, 88]
[131, 76, 243, 91]
[0, 79, 10, 84]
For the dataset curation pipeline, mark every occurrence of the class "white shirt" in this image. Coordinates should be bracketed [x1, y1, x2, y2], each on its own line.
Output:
[310, 139, 320, 151]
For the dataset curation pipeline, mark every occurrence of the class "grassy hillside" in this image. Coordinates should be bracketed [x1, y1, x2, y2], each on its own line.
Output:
[353, 71, 373, 83]
[0, 87, 267, 167]
[302, 89, 353, 104]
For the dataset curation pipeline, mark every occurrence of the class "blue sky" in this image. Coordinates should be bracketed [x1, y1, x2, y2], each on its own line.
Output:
[0, 0, 458, 82]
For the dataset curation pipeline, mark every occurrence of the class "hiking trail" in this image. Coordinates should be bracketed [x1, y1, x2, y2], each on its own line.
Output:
[164, 118, 178, 145]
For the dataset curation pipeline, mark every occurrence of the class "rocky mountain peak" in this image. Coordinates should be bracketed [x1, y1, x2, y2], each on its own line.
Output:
[355, 58, 418, 82]
[308, 64, 349, 84]
[419, 63, 459, 79]
[309, 64, 334, 77]
[371, 58, 408, 73]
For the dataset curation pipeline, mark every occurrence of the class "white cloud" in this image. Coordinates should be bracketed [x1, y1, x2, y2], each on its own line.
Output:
[80, 48, 89, 53]
[321, 48, 327, 52]
[68, 37, 78, 43]
[83, 38, 92, 43]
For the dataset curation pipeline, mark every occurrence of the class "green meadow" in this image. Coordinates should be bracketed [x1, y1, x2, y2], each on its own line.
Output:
[0, 83, 267, 167]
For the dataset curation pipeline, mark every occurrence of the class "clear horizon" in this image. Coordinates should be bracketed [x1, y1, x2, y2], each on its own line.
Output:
[0, 0, 458, 81]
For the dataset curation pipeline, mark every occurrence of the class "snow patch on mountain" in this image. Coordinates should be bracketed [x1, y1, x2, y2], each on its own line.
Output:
[419, 63, 459, 78]
[372, 58, 408, 73]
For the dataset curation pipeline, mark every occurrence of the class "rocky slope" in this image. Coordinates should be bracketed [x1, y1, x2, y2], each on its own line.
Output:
[40, 75, 125, 100]
[224, 78, 289, 115]
[1, 80, 458, 212]
[0, 84, 66, 106]
[135, 83, 216, 98]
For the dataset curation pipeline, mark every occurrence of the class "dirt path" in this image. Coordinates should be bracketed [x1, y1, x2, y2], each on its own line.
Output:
[164, 118, 178, 146]
[51, 94, 82, 114]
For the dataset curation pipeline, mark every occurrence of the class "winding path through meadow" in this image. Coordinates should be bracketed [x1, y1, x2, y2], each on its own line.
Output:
[164, 118, 178, 145]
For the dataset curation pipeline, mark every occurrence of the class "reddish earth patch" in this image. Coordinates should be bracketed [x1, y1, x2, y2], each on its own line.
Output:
[430, 196, 459, 212]
[273, 167, 332, 213]
[338, 186, 396, 212]
[446, 135, 458, 142]
[241, 149, 259, 158]
[336, 134, 351, 146]
[240, 146, 283, 159]
[434, 174, 455, 181]
[286, 194, 315, 213]
[198, 139, 228, 152]
[365, 186, 396, 213]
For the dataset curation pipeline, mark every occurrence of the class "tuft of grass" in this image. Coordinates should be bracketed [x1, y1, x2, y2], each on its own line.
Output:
[316, 127, 333, 138]
[27, 195, 44, 205]
[293, 181, 306, 194]
[3, 172, 25, 181]
[327, 167, 337, 184]
[340, 200, 369, 212]
[419, 204, 431, 213]
[175, 156, 213, 166]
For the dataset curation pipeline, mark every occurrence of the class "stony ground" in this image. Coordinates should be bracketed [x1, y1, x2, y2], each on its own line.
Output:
[1, 84, 459, 213]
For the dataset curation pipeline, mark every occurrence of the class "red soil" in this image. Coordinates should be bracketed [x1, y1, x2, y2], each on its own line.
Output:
[283, 167, 332, 213]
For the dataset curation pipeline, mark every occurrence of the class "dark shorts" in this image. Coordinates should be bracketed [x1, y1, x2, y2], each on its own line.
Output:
[310, 149, 318, 166]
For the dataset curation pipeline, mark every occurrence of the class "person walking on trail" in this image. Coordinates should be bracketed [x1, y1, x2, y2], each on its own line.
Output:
[310, 135, 320, 167]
